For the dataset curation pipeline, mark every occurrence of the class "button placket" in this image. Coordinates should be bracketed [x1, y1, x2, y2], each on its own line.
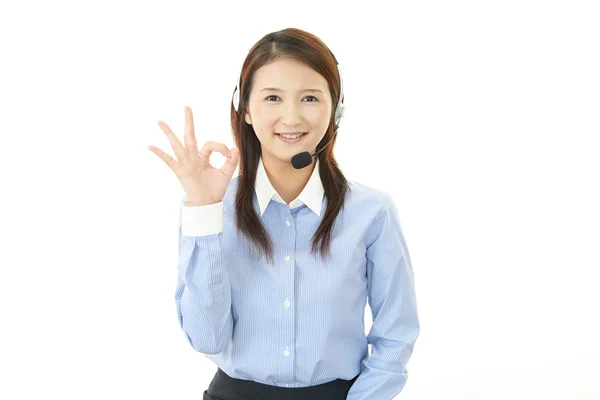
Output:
[280, 207, 294, 378]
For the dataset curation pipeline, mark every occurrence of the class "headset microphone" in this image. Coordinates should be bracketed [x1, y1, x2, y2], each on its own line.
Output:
[290, 124, 341, 169]
[232, 50, 345, 170]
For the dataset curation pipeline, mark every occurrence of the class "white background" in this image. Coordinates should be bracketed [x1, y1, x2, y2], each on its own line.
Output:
[1, 0, 598, 399]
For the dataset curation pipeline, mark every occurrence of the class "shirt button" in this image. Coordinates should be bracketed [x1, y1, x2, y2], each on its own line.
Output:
[284, 255, 291, 263]
[284, 299, 290, 308]
[285, 218, 291, 227]
[284, 347, 290, 357]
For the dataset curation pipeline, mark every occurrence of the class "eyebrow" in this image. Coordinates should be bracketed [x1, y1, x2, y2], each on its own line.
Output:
[260, 87, 323, 93]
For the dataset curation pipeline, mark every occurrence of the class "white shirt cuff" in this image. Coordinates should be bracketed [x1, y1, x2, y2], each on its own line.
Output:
[181, 201, 223, 236]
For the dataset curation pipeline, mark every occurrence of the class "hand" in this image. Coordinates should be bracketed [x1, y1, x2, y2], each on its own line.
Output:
[149, 105, 240, 205]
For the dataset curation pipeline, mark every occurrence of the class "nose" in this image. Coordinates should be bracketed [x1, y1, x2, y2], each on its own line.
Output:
[282, 101, 302, 127]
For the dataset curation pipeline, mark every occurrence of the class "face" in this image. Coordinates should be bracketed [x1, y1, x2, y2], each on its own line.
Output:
[244, 57, 333, 167]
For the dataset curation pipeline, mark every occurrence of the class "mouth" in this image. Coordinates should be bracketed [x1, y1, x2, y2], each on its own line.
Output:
[275, 132, 308, 144]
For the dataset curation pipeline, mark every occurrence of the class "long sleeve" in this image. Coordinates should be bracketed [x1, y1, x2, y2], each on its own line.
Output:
[174, 195, 233, 354]
[346, 193, 420, 400]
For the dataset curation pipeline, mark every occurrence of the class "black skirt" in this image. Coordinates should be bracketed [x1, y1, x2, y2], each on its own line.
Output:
[203, 367, 360, 400]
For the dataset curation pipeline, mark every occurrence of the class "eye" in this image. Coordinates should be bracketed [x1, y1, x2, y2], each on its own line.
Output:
[263, 95, 319, 102]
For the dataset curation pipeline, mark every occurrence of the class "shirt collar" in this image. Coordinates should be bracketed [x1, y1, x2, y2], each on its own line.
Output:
[255, 156, 324, 217]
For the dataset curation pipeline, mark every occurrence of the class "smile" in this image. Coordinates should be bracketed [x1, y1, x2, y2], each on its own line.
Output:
[275, 132, 307, 143]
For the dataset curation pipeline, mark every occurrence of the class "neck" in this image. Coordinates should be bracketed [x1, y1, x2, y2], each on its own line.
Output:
[262, 153, 315, 204]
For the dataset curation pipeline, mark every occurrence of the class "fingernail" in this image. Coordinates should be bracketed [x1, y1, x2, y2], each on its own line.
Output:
[227, 151, 232, 158]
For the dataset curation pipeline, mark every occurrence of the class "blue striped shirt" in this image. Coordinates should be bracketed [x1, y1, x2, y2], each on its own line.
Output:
[174, 157, 420, 399]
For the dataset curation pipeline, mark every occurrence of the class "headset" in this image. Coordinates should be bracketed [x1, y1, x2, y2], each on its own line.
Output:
[231, 49, 345, 169]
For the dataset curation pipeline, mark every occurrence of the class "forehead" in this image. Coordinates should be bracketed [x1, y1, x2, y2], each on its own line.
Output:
[252, 58, 329, 89]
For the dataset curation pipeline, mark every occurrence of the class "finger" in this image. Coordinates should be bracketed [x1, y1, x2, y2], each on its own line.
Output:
[183, 106, 199, 154]
[148, 146, 178, 173]
[157, 120, 187, 162]
[220, 146, 240, 178]
[198, 141, 232, 164]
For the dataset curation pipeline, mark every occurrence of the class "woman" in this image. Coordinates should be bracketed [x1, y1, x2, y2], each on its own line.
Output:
[149, 27, 420, 400]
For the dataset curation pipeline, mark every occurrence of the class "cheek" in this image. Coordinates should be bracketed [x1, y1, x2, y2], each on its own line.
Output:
[316, 101, 332, 118]
[252, 107, 278, 127]
[310, 107, 331, 128]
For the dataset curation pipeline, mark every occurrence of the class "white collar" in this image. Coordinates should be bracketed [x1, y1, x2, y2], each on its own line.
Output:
[254, 156, 324, 217]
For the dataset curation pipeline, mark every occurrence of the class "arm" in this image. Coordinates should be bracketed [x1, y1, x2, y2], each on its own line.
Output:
[346, 193, 420, 400]
[174, 195, 233, 354]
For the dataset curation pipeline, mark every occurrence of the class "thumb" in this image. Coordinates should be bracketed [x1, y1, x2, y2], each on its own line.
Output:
[221, 147, 240, 177]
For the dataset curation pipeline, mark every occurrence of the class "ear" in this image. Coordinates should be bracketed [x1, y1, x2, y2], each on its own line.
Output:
[244, 112, 252, 125]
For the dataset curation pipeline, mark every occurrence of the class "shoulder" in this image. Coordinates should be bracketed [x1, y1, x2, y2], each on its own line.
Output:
[345, 180, 403, 243]
[220, 175, 241, 212]
[345, 179, 395, 214]
[225, 175, 241, 198]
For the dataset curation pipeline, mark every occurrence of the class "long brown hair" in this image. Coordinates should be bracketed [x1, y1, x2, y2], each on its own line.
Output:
[230, 27, 348, 264]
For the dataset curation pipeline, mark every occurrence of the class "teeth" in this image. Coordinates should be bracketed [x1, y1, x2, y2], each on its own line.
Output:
[280, 133, 305, 139]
